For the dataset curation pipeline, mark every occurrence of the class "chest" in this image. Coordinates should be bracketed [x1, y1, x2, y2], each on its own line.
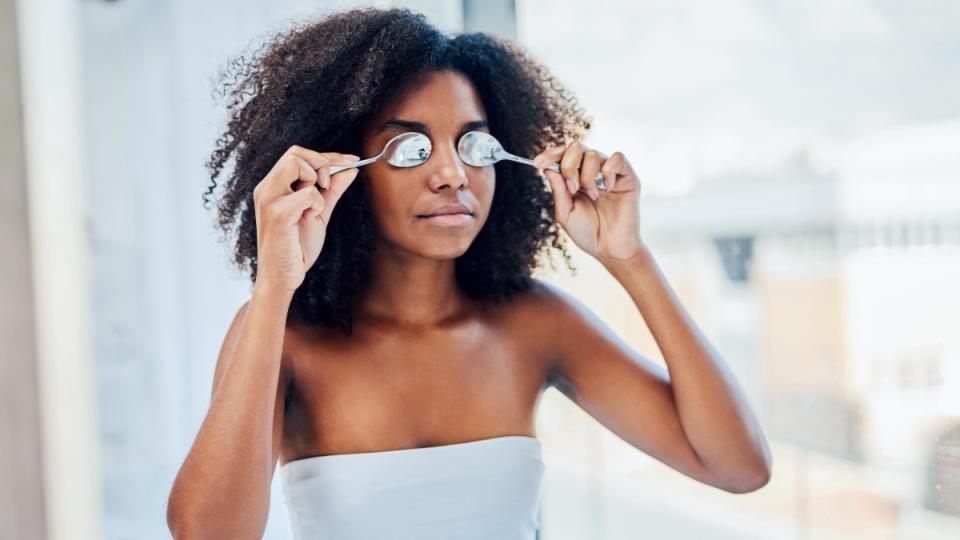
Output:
[280, 316, 552, 458]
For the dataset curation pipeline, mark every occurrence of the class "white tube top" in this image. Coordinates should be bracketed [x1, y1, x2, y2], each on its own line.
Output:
[279, 435, 544, 540]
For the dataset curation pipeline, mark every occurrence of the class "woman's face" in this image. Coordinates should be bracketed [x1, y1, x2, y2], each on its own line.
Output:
[360, 70, 495, 259]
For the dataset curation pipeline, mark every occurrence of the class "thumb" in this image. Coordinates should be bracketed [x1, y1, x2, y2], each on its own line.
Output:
[542, 168, 572, 224]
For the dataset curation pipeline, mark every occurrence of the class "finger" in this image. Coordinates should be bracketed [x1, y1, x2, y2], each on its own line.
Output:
[317, 167, 360, 225]
[533, 145, 574, 194]
[539, 167, 573, 224]
[291, 155, 321, 191]
[560, 140, 585, 196]
[315, 152, 362, 191]
[533, 145, 566, 167]
[600, 152, 626, 192]
[270, 182, 326, 227]
[293, 147, 357, 171]
[579, 149, 605, 200]
[261, 146, 358, 201]
[257, 150, 320, 203]
[295, 148, 361, 189]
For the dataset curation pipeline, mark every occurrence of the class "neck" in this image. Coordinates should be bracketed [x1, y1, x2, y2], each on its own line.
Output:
[353, 240, 473, 329]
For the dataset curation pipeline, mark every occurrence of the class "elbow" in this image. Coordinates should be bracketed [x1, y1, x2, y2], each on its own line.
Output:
[720, 461, 772, 494]
[167, 511, 221, 540]
[166, 506, 188, 539]
[167, 492, 266, 540]
[167, 503, 229, 540]
[725, 437, 773, 494]
[167, 496, 197, 539]
[705, 446, 773, 494]
[166, 491, 212, 539]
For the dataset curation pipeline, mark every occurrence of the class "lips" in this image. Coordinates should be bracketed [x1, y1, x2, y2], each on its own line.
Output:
[417, 203, 473, 218]
[418, 213, 475, 226]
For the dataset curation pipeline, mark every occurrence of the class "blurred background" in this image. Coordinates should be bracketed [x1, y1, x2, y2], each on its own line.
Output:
[2, 0, 958, 538]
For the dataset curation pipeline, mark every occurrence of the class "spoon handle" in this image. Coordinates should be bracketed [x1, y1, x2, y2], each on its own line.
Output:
[329, 156, 378, 175]
[508, 155, 606, 189]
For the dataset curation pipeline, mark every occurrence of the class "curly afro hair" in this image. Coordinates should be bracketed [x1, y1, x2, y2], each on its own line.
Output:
[204, 7, 591, 336]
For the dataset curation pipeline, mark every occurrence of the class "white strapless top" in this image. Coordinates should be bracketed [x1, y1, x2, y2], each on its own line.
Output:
[279, 435, 544, 540]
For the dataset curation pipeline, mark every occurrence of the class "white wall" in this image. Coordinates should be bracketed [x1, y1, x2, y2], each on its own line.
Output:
[16, 0, 100, 538]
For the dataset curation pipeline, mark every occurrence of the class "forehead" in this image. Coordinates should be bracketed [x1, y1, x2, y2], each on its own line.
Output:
[376, 71, 486, 125]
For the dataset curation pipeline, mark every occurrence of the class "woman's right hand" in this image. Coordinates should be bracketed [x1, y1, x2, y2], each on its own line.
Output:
[252, 145, 360, 293]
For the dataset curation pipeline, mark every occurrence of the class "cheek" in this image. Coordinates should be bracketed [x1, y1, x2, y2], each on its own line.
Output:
[364, 174, 417, 228]
[475, 169, 496, 215]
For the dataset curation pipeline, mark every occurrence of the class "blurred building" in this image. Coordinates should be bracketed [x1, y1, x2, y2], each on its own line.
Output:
[536, 120, 960, 538]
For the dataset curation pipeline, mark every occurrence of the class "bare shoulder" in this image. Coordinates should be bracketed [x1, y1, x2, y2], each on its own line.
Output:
[493, 278, 596, 367]
[502, 278, 594, 332]
[497, 279, 563, 336]
[510, 278, 656, 398]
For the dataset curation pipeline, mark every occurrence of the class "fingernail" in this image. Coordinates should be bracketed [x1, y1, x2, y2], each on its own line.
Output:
[589, 190, 599, 201]
[566, 178, 577, 194]
[344, 154, 360, 161]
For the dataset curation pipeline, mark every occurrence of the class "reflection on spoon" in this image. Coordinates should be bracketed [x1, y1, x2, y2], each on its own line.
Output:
[329, 132, 432, 174]
[330, 130, 606, 191]
[458, 131, 607, 190]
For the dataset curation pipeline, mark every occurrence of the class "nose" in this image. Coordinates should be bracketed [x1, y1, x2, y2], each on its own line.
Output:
[427, 139, 469, 192]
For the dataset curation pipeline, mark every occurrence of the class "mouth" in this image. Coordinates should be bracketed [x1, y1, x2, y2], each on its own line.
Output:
[416, 212, 475, 226]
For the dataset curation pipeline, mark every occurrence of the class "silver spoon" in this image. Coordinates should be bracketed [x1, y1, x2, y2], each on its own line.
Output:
[331, 130, 606, 191]
[329, 131, 432, 174]
[458, 131, 607, 190]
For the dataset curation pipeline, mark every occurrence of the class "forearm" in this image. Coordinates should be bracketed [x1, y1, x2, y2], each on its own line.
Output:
[601, 244, 771, 490]
[167, 284, 292, 538]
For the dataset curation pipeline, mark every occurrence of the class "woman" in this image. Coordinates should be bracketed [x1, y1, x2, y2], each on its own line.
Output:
[167, 7, 772, 539]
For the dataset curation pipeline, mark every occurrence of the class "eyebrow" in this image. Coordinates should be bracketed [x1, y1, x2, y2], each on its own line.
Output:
[376, 119, 489, 135]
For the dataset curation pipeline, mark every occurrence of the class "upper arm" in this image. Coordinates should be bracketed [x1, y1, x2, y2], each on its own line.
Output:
[210, 300, 288, 470]
[536, 281, 714, 485]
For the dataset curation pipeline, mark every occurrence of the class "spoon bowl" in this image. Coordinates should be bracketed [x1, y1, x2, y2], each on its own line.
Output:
[458, 131, 606, 190]
[329, 130, 606, 191]
[329, 132, 432, 174]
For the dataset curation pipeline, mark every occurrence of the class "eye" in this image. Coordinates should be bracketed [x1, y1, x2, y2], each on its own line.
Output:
[458, 131, 503, 167]
[384, 132, 432, 168]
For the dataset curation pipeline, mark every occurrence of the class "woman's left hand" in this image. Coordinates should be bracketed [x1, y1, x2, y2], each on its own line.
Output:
[533, 140, 645, 263]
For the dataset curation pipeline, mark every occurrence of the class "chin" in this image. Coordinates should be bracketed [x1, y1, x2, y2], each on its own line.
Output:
[418, 240, 474, 260]
[408, 229, 477, 257]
